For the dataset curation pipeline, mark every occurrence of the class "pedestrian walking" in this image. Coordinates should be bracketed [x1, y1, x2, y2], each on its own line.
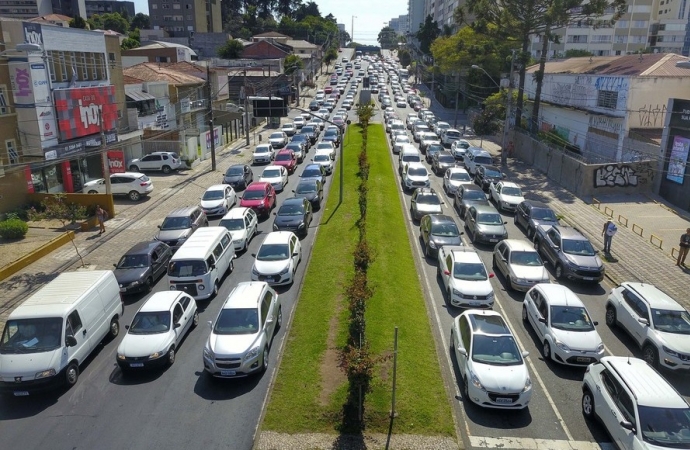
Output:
[602, 219, 617, 254]
[95, 205, 107, 235]
[676, 228, 690, 266]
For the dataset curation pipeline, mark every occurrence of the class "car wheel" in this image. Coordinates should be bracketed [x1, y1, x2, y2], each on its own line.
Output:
[128, 190, 141, 201]
[424, 241, 431, 258]
[542, 340, 552, 361]
[261, 346, 269, 373]
[145, 277, 153, 293]
[228, 260, 234, 274]
[605, 306, 617, 327]
[463, 374, 470, 400]
[107, 317, 120, 340]
[522, 306, 528, 322]
[65, 362, 79, 387]
[582, 388, 595, 420]
[513, 215, 519, 225]
[642, 344, 659, 368]
[162, 165, 171, 174]
[167, 346, 176, 367]
[276, 306, 283, 331]
[192, 310, 199, 328]
[212, 281, 219, 298]
[437, 265, 442, 279]
[129, 165, 139, 172]
[555, 264, 564, 280]
[492, 255, 497, 269]
[527, 227, 534, 240]
[88, 190, 98, 194]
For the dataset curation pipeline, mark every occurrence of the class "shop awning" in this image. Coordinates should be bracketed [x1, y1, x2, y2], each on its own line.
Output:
[126, 91, 157, 102]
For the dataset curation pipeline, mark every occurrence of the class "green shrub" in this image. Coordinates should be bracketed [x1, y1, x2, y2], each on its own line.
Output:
[0, 218, 29, 239]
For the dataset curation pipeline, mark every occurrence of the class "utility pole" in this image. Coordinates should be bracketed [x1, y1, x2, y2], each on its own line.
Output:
[206, 63, 216, 170]
[453, 73, 460, 128]
[351, 16, 356, 45]
[244, 69, 250, 146]
[99, 106, 112, 196]
[501, 50, 516, 167]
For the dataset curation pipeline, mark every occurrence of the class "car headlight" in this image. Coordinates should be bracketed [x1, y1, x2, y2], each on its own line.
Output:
[149, 350, 165, 360]
[452, 288, 462, 296]
[279, 266, 290, 275]
[117, 353, 126, 360]
[522, 377, 532, 393]
[298, 223, 306, 228]
[251, 267, 259, 276]
[244, 346, 260, 361]
[663, 345, 679, 357]
[273, 223, 279, 231]
[198, 284, 205, 291]
[597, 343, 605, 353]
[486, 292, 495, 301]
[203, 348, 213, 359]
[470, 372, 484, 390]
[554, 339, 571, 352]
[429, 241, 437, 249]
[35, 369, 56, 379]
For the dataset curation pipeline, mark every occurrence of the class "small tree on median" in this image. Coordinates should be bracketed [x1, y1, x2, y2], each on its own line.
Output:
[28, 194, 88, 267]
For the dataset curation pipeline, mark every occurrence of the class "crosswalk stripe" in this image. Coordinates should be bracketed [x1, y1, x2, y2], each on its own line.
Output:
[469, 436, 615, 449]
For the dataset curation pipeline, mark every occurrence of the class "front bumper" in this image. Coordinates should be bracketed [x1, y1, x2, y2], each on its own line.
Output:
[449, 291, 494, 309]
[551, 347, 604, 366]
[118, 280, 149, 294]
[202, 206, 227, 217]
[117, 354, 169, 371]
[0, 372, 64, 395]
[251, 270, 293, 286]
[562, 265, 605, 282]
[467, 383, 531, 409]
[203, 352, 263, 378]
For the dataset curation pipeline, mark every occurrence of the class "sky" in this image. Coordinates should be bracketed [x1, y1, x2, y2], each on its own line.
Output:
[130, 0, 407, 46]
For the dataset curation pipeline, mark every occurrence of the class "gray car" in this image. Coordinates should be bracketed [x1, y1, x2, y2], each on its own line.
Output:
[514, 200, 560, 240]
[432, 151, 457, 175]
[419, 214, 462, 258]
[113, 241, 172, 294]
[155, 206, 208, 251]
[453, 184, 490, 219]
[223, 164, 253, 190]
[410, 188, 443, 221]
[534, 225, 604, 282]
[464, 205, 508, 245]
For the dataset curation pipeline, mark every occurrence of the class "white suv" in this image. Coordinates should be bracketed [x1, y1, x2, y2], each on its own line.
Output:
[401, 162, 430, 192]
[83, 172, 154, 201]
[437, 246, 495, 308]
[129, 152, 183, 174]
[605, 282, 690, 371]
[582, 356, 690, 449]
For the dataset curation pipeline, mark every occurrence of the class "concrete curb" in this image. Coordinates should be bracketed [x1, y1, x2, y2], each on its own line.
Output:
[0, 231, 74, 282]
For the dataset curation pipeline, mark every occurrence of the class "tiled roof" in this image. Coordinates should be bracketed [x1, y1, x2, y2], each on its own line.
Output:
[253, 31, 291, 38]
[27, 14, 71, 23]
[285, 39, 318, 49]
[527, 53, 690, 77]
[123, 63, 205, 86]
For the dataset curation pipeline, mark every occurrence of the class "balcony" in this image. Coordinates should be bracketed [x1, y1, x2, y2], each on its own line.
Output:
[180, 99, 207, 114]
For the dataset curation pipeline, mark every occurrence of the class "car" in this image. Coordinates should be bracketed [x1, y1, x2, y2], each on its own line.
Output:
[218, 207, 258, 252]
[440, 129, 463, 148]
[432, 151, 457, 175]
[419, 132, 441, 154]
[116, 291, 198, 372]
[434, 121, 451, 137]
[450, 139, 471, 160]
[314, 93, 325, 105]
[290, 133, 310, 151]
[419, 214, 462, 258]
[317, 108, 330, 119]
[410, 188, 444, 221]
[324, 86, 333, 94]
[392, 135, 411, 154]
[332, 115, 346, 128]
[396, 98, 406, 107]
[293, 116, 305, 129]
[310, 117, 325, 131]
[464, 205, 508, 245]
[300, 163, 327, 185]
[312, 150, 334, 175]
[309, 100, 320, 111]
[113, 240, 172, 294]
[438, 246, 495, 309]
[203, 282, 281, 378]
[413, 124, 430, 142]
[514, 200, 560, 240]
[315, 141, 336, 160]
[402, 162, 430, 192]
[223, 164, 253, 190]
[425, 143, 443, 163]
[454, 181, 490, 219]
[464, 147, 494, 175]
[475, 165, 505, 191]
[240, 182, 277, 218]
[252, 144, 274, 165]
[442, 167, 473, 195]
[322, 128, 341, 146]
[581, 356, 690, 449]
[406, 113, 419, 129]
[523, 283, 603, 365]
[83, 172, 154, 201]
[451, 309, 532, 409]
[605, 282, 690, 370]
[273, 149, 298, 174]
[535, 225, 604, 282]
[342, 100, 353, 110]
[489, 181, 524, 212]
[388, 120, 406, 137]
[259, 165, 289, 192]
[155, 206, 208, 251]
[492, 240, 549, 291]
[398, 146, 422, 174]
[128, 151, 183, 174]
[293, 179, 323, 211]
[268, 131, 288, 149]
[412, 100, 423, 111]
[285, 142, 305, 163]
[200, 184, 237, 217]
[251, 231, 302, 286]
[272, 197, 313, 238]
[300, 125, 318, 145]
[281, 123, 296, 137]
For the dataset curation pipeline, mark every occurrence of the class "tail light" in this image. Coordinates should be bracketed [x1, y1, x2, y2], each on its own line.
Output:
[140, 182, 148, 186]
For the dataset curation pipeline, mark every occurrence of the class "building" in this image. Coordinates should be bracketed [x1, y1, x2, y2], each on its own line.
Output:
[0, 0, 86, 20]
[388, 14, 409, 35]
[423, 0, 457, 29]
[85, 0, 135, 18]
[148, 0, 221, 38]
[337, 23, 345, 32]
[407, 0, 425, 37]
[122, 41, 196, 66]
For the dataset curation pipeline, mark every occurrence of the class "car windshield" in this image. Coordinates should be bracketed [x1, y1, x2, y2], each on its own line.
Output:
[651, 309, 690, 334]
[431, 222, 459, 237]
[532, 208, 558, 221]
[262, 169, 282, 179]
[446, 132, 461, 138]
[314, 155, 330, 162]
[203, 190, 224, 200]
[303, 168, 321, 178]
[317, 144, 332, 150]
[502, 187, 522, 196]
[0, 318, 63, 354]
[509, 251, 543, 266]
[562, 239, 596, 256]
[408, 167, 427, 176]
[302, 126, 315, 133]
[549, 306, 595, 331]
[638, 406, 690, 448]
[403, 155, 421, 163]
[484, 168, 502, 178]
[255, 147, 270, 154]
[219, 218, 244, 231]
[117, 254, 149, 269]
[226, 166, 244, 176]
[463, 190, 486, 201]
[477, 213, 503, 225]
[243, 189, 266, 200]
[275, 154, 292, 162]
[168, 259, 208, 277]
[292, 135, 306, 142]
[428, 144, 443, 152]
[160, 216, 191, 230]
[257, 243, 290, 261]
[128, 311, 171, 334]
[475, 156, 494, 166]
[451, 172, 471, 182]
[325, 131, 338, 137]
[471, 335, 522, 366]
[296, 182, 317, 194]
[286, 145, 301, 152]
[396, 137, 410, 143]
[278, 204, 305, 216]
[213, 308, 259, 335]
[439, 155, 455, 163]
[453, 262, 488, 281]
[417, 194, 441, 205]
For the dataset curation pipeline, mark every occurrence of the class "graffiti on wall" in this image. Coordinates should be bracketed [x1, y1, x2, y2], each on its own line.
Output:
[637, 103, 667, 128]
[547, 75, 595, 108]
[589, 115, 623, 134]
[594, 162, 655, 188]
[595, 76, 629, 108]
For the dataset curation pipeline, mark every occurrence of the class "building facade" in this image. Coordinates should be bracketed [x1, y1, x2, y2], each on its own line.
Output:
[148, 0, 221, 38]
[85, 0, 135, 18]
[0, 0, 85, 19]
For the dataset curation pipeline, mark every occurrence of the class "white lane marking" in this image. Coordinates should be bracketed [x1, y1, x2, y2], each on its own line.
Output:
[469, 436, 614, 450]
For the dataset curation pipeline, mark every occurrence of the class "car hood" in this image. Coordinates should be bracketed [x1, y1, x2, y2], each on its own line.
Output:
[156, 229, 192, 241]
[472, 361, 529, 392]
[83, 179, 102, 187]
[656, 332, 690, 354]
[510, 265, 549, 281]
[407, 175, 429, 183]
[207, 333, 259, 356]
[0, 350, 61, 379]
[117, 332, 172, 358]
[114, 267, 150, 285]
[563, 253, 603, 269]
[464, 199, 490, 208]
[269, 138, 284, 144]
[501, 195, 524, 205]
[274, 215, 305, 227]
[254, 259, 290, 275]
[531, 218, 559, 228]
[229, 229, 247, 242]
[201, 199, 225, 209]
[476, 223, 508, 236]
[550, 328, 602, 352]
[451, 278, 493, 296]
[260, 176, 282, 184]
[430, 235, 462, 247]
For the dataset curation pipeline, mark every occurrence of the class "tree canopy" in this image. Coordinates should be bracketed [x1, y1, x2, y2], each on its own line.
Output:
[378, 27, 398, 49]
[217, 39, 245, 59]
[416, 15, 440, 55]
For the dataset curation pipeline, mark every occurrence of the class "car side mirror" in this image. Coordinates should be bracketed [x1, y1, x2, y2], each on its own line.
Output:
[502, 173, 507, 178]
[457, 347, 467, 356]
[620, 420, 635, 432]
[65, 335, 77, 347]
[207, 320, 213, 329]
[503, 221, 508, 225]
[292, 252, 299, 257]
[443, 270, 450, 275]
[522, 351, 530, 358]
[174, 322, 181, 329]
[593, 321, 599, 326]
[489, 273, 495, 278]
[638, 318, 649, 326]
[113, 263, 117, 268]
[538, 317, 546, 324]
[125, 325, 130, 330]
[251, 253, 256, 257]
[157, 225, 162, 229]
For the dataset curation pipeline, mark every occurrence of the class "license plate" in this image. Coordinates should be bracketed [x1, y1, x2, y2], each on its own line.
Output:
[130, 363, 144, 368]
[13, 391, 29, 397]
[119, 288, 126, 293]
[265, 277, 275, 282]
[469, 301, 481, 306]
[583, 277, 594, 281]
[221, 370, 236, 376]
[489, 239, 498, 243]
[576, 357, 591, 363]
[495, 397, 513, 404]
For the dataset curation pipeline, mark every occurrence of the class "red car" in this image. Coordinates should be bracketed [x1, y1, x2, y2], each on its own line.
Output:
[324, 86, 333, 94]
[240, 182, 276, 218]
[273, 149, 297, 174]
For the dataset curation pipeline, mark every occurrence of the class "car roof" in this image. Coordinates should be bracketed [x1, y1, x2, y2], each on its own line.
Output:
[407, 162, 426, 169]
[501, 239, 537, 253]
[448, 167, 469, 174]
[277, 148, 294, 154]
[472, 205, 501, 215]
[521, 199, 550, 209]
[500, 181, 520, 189]
[447, 246, 481, 263]
[139, 291, 187, 312]
[461, 183, 484, 192]
[536, 284, 583, 307]
[206, 184, 228, 192]
[221, 207, 251, 220]
[621, 282, 684, 310]
[465, 310, 511, 335]
[246, 181, 270, 190]
[255, 144, 272, 150]
[603, 356, 688, 408]
[481, 165, 501, 171]
[428, 214, 456, 225]
[281, 197, 306, 207]
[553, 225, 587, 240]
[261, 231, 294, 246]
[262, 165, 282, 172]
[222, 282, 267, 310]
[166, 206, 200, 217]
[115, 172, 145, 178]
[124, 240, 161, 255]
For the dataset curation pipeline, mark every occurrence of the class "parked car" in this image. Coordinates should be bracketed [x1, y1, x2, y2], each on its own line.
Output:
[272, 197, 313, 238]
[203, 282, 281, 378]
[523, 284, 604, 365]
[489, 181, 524, 212]
[453, 184, 490, 220]
[155, 206, 208, 251]
[451, 309, 532, 409]
[83, 172, 154, 201]
[605, 282, 690, 370]
[223, 164, 253, 190]
[514, 200, 560, 240]
[128, 151, 183, 174]
[251, 231, 302, 286]
[419, 214, 462, 258]
[474, 165, 505, 191]
[293, 179, 323, 211]
[252, 144, 274, 165]
[410, 188, 444, 221]
[218, 207, 258, 252]
[200, 184, 237, 217]
[535, 225, 604, 282]
[113, 240, 172, 294]
[431, 151, 457, 175]
[259, 165, 289, 192]
[464, 205, 508, 245]
[273, 149, 298, 174]
[492, 239, 549, 291]
[443, 167, 473, 195]
[240, 182, 277, 218]
[116, 291, 198, 372]
[437, 246, 495, 309]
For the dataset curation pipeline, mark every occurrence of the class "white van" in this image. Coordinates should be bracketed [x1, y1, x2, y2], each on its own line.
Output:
[398, 144, 422, 174]
[0, 270, 123, 395]
[167, 226, 235, 300]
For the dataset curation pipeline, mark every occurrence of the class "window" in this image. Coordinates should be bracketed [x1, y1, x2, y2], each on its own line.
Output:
[163, 15, 172, 21]
[90, 53, 97, 80]
[80, 53, 88, 80]
[67, 311, 83, 335]
[179, 294, 190, 310]
[173, 15, 183, 21]
[173, 304, 184, 324]
[597, 90, 618, 109]
[59, 51, 68, 81]
[152, 3, 157, 8]
[213, 243, 223, 259]
[6, 140, 18, 165]
[162, 3, 170, 8]
[616, 390, 636, 424]
[0, 86, 9, 115]
[615, 35, 628, 43]
[616, 20, 630, 28]
[173, 3, 180, 8]
[567, 35, 588, 43]
[261, 293, 272, 324]
[591, 35, 611, 43]
[220, 234, 231, 249]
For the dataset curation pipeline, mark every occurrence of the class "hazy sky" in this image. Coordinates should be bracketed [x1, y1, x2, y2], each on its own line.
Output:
[130, 0, 407, 45]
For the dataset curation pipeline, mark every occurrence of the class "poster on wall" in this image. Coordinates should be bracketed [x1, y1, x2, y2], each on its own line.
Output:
[667, 136, 690, 184]
[53, 86, 118, 141]
[106, 150, 125, 173]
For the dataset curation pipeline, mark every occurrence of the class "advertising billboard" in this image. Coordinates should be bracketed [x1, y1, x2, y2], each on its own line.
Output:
[54, 86, 118, 141]
[667, 136, 690, 184]
[107, 150, 126, 173]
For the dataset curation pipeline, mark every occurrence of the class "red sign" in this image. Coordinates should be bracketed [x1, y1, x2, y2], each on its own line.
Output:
[24, 166, 34, 193]
[107, 150, 125, 173]
[53, 86, 118, 141]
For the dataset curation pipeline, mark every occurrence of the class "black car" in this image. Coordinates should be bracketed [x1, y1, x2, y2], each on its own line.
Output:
[273, 197, 313, 238]
[300, 125, 318, 145]
[514, 200, 560, 240]
[431, 151, 456, 175]
[293, 179, 324, 210]
[322, 129, 341, 146]
[300, 163, 327, 185]
[419, 214, 463, 258]
[475, 164, 505, 191]
[222, 164, 253, 189]
[309, 100, 320, 111]
[290, 134, 310, 151]
[114, 241, 172, 294]
[453, 183, 490, 219]
[426, 143, 444, 163]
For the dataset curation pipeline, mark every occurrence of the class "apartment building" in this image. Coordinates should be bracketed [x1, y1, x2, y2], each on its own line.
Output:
[148, 0, 221, 38]
[424, 0, 458, 29]
[0, 0, 85, 20]
[85, 0, 134, 18]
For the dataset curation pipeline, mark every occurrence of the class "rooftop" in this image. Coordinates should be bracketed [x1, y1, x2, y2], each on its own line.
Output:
[123, 63, 205, 86]
[526, 53, 690, 77]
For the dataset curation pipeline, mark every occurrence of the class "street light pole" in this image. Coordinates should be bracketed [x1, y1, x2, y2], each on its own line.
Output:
[352, 16, 357, 45]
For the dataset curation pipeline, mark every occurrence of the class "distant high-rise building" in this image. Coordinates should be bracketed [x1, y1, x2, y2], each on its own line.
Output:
[148, 0, 221, 38]
[337, 23, 345, 32]
[0, 0, 85, 20]
[408, 0, 425, 37]
[388, 14, 409, 35]
[85, 0, 135, 18]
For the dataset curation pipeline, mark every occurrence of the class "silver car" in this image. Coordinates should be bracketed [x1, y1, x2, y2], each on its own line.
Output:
[492, 239, 550, 291]
[410, 188, 443, 221]
[464, 205, 508, 245]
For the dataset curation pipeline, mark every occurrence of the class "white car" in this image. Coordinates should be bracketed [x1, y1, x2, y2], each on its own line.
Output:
[317, 108, 330, 120]
[413, 124, 430, 142]
[281, 123, 296, 137]
[312, 150, 334, 175]
[434, 121, 451, 137]
[392, 135, 411, 154]
[450, 139, 471, 159]
[251, 231, 302, 286]
[293, 117, 305, 129]
[268, 131, 288, 149]
[252, 144, 274, 164]
[402, 162, 430, 192]
[493, 239, 550, 291]
[523, 284, 604, 365]
[200, 184, 237, 217]
[259, 165, 289, 192]
[443, 167, 473, 195]
[203, 282, 281, 378]
[437, 246, 495, 308]
[83, 172, 154, 201]
[315, 141, 336, 160]
[128, 151, 183, 174]
[441, 128, 463, 147]
[406, 113, 419, 130]
[451, 309, 532, 409]
[116, 291, 198, 372]
[489, 181, 525, 212]
[218, 207, 258, 251]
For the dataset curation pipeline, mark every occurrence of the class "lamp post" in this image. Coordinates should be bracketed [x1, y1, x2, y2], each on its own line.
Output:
[352, 16, 357, 45]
